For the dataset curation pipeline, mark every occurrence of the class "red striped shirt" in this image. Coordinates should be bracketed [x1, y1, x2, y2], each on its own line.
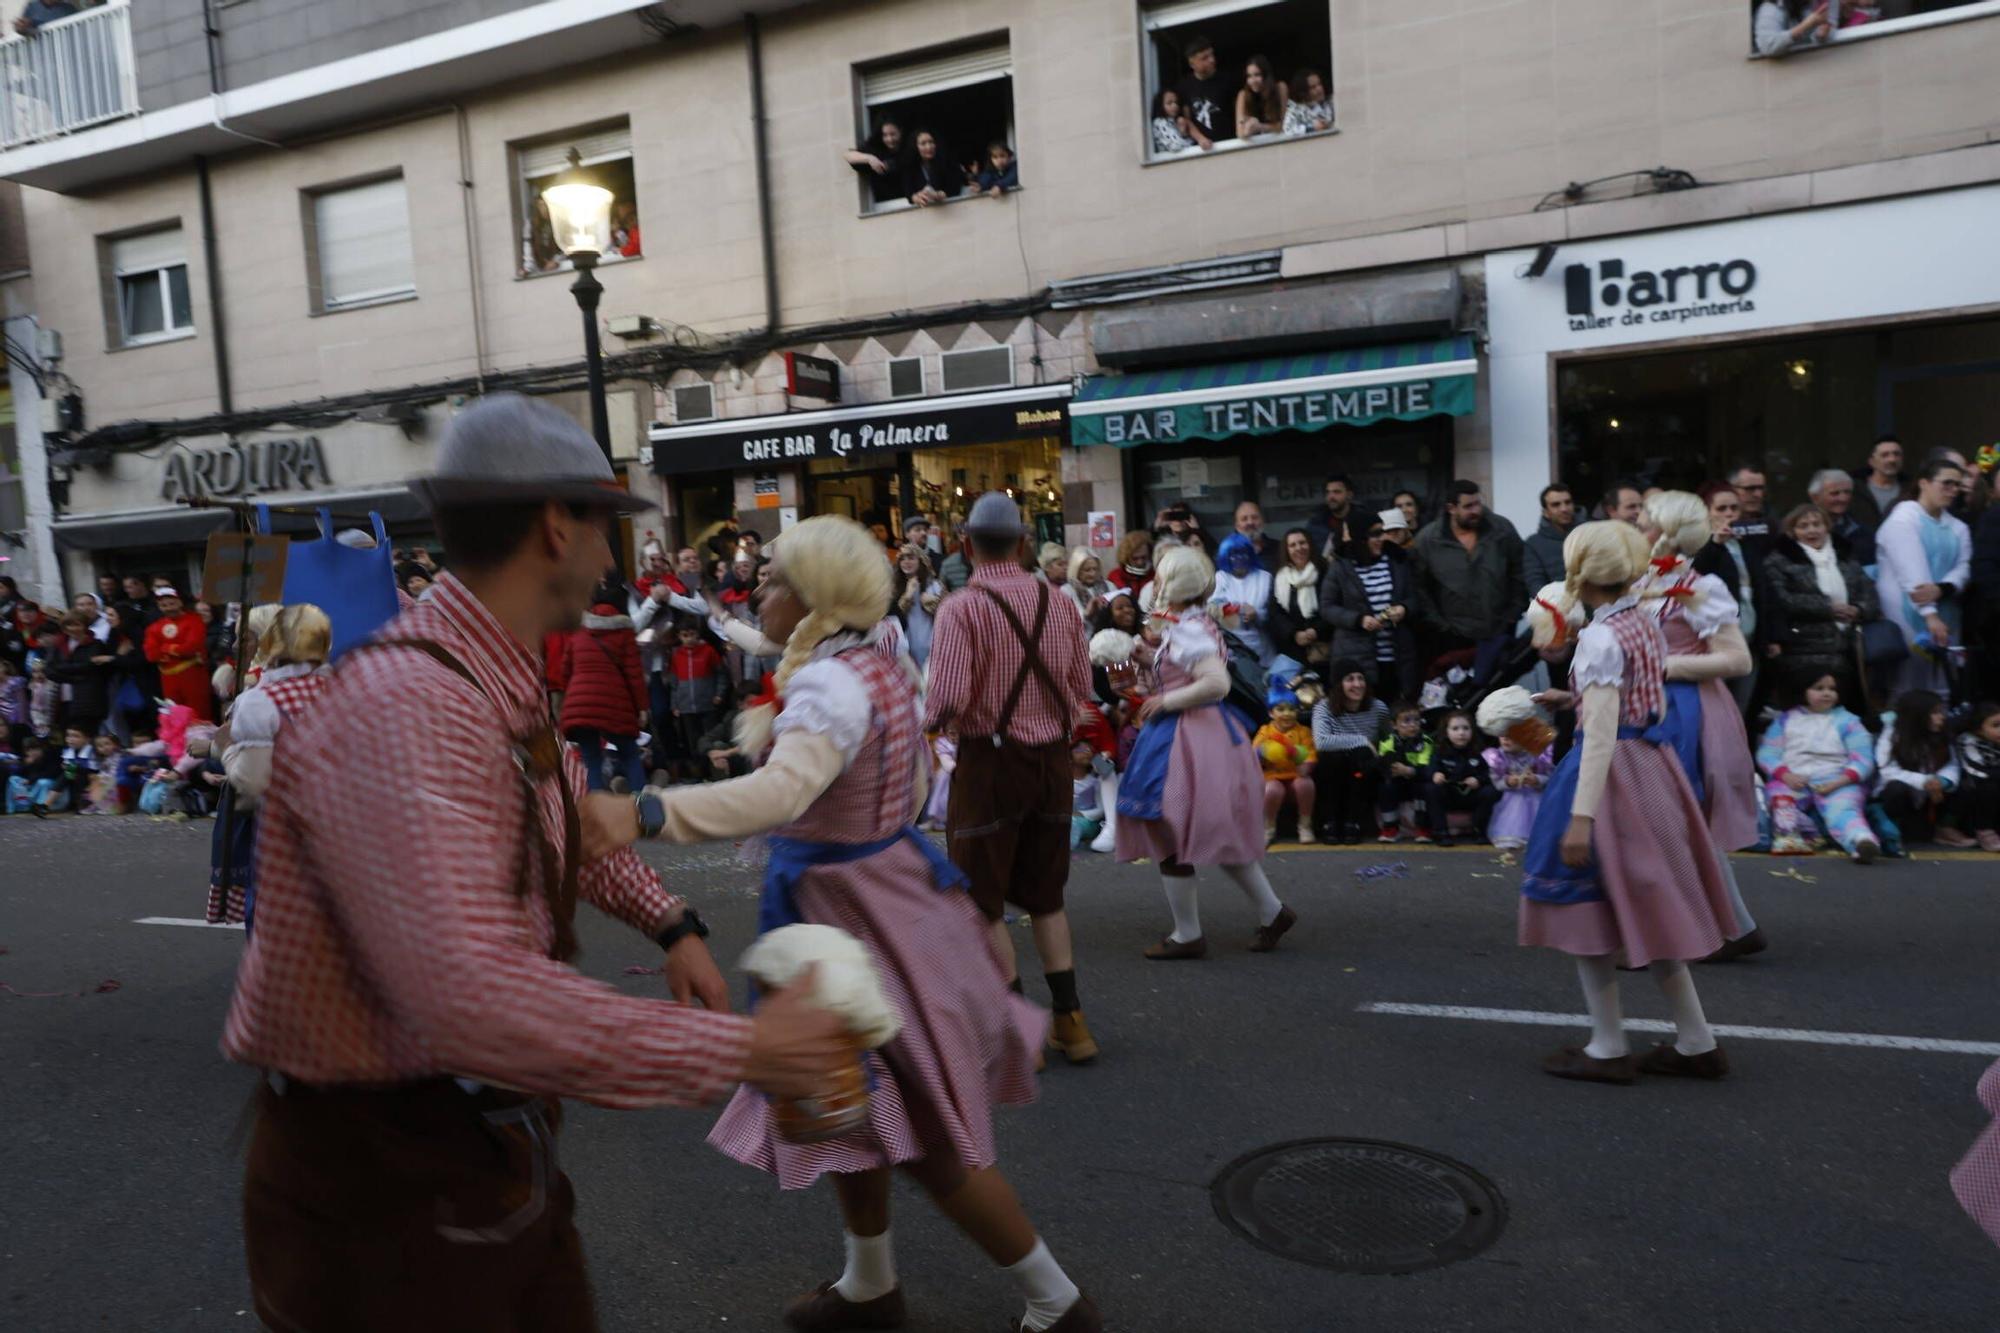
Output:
[922, 564, 1092, 746]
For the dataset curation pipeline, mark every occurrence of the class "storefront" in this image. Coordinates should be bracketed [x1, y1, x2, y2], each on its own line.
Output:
[647, 383, 1074, 551]
[1068, 337, 1479, 537]
[1485, 183, 2000, 530]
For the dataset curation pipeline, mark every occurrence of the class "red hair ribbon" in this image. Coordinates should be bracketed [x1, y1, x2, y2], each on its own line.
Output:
[1649, 555, 1683, 575]
[1534, 596, 1568, 642]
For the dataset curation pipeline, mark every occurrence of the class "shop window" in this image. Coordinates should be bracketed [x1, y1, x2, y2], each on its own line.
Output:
[106, 227, 192, 346]
[515, 123, 640, 275]
[1141, 0, 1334, 160]
[672, 383, 715, 423]
[1751, 0, 2000, 56]
[856, 37, 1015, 214]
[304, 175, 415, 313]
[939, 345, 1012, 393]
[888, 356, 925, 398]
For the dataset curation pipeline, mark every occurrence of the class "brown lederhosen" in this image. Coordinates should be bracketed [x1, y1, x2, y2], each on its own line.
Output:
[947, 585, 1074, 921]
[243, 638, 596, 1333]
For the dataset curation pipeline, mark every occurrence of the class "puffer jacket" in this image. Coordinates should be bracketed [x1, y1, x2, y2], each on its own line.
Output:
[552, 605, 646, 737]
[1764, 535, 1879, 679]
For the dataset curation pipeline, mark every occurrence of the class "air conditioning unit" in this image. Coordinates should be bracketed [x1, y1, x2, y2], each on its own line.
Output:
[939, 345, 1013, 394]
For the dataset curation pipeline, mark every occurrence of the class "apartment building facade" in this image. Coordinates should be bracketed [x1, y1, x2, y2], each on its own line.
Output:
[2, 0, 1998, 598]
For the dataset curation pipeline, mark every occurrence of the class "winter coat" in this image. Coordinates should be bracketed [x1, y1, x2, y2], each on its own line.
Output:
[1757, 707, 1874, 786]
[1317, 554, 1417, 685]
[1266, 562, 1329, 663]
[46, 634, 114, 726]
[1410, 512, 1527, 643]
[1522, 517, 1573, 595]
[668, 642, 726, 715]
[1763, 535, 1880, 679]
[553, 609, 646, 737]
[1424, 741, 1489, 792]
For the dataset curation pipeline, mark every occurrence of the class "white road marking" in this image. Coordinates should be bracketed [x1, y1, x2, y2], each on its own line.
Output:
[1357, 1002, 2000, 1057]
[134, 917, 243, 930]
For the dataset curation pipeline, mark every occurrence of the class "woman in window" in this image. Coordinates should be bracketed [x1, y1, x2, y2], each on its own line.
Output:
[1283, 68, 1333, 136]
[844, 116, 912, 206]
[1234, 55, 1287, 140]
[1752, 0, 1832, 55]
[903, 130, 964, 207]
[1150, 88, 1196, 155]
[521, 195, 561, 274]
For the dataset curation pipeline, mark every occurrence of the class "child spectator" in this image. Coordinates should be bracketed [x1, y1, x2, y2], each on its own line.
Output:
[1425, 709, 1495, 847]
[977, 141, 1019, 196]
[6, 738, 60, 815]
[27, 658, 57, 739]
[57, 724, 95, 811]
[922, 730, 956, 832]
[668, 615, 727, 783]
[1070, 740, 1105, 849]
[1757, 671, 1881, 860]
[552, 588, 649, 793]
[1375, 700, 1434, 842]
[1311, 659, 1388, 842]
[1284, 68, 1334, 135]
[83, 732, 123, 813]
[1877, 689, 1959, 846]
[0, 657, 25, 745]
[117, 720, 167, 807]
[1481, 730, 1551, 852]
[1254, 681, 1317, 845]
[1951, 703, 2000, 852]
[1150, 89, 1196, 155]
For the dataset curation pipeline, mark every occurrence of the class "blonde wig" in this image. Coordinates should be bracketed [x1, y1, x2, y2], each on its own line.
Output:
[267, 603, 332, 667]
[242, 603, 283, 670]
[1561, 520, 1650, 603]
[1525, 581, 1579, 650]
[1149, 543, 1215, 611]
[1644, 490, 1710, 560]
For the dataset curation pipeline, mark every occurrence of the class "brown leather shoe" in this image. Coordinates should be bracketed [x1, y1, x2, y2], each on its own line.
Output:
[1250, 904, 1297, 953]
[1541, 1046, 1636, 1084]
[784, 1280, 907, 1331]
[1013, 1294, 1102, 1333]
[1143, 935, 1207, 960]
[1637, 1041, 1730, 1080]
[1047, 1009, 1099, 1064]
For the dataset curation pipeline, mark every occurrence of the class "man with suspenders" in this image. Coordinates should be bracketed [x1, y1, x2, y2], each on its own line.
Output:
[925, 492, 1101, 1064]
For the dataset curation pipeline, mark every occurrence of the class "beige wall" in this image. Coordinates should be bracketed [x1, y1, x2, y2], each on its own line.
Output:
[20, 0, 2000, 426]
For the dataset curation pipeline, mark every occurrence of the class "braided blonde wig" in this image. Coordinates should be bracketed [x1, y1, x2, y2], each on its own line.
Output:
[241, 604, 283, 670]
[267, 603, 332, 667]
[1561, 520, 1650, 604]
[1644, 490, 1710, 560]
[1150, 543, 1215, 611]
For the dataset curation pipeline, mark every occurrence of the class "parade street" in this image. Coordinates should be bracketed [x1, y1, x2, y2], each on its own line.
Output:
[4, 817, 1997, 1333]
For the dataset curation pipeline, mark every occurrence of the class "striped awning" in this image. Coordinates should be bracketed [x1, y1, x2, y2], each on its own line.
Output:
[1070, 336, 1477, 446]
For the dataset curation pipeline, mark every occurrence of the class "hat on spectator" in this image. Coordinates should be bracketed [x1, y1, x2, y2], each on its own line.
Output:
[902, 513, 931, 531]
[961, 491, 1024, 538]
[1378, 508, 1409, 532]
[411, 392, 654, 514]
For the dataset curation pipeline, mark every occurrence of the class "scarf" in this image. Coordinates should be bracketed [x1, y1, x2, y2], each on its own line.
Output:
[1275, 564, 1318, 621]
[1800, 539, 1847, 605]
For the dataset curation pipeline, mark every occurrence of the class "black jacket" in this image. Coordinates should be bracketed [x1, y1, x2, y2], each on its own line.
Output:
[1318, 555, 1416, 681]
[1266, 564, 1329, 660]
[1522, 518, 1572, 594]
[1424, 742, 1488, 789]
[1410, 513, 1527, 643]
[45, 635, 114, 725]
[904, 156, 964, 201]
[1763, 535, 1879, 679]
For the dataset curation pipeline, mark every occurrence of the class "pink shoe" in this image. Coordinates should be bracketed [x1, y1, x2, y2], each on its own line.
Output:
[1936, 827, 1978, 849]
[1978, 830, 2000, 854]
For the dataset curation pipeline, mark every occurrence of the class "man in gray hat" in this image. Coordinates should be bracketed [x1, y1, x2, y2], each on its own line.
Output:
[221, 393, 853, 1330]
[924, 491, 1101, 1064]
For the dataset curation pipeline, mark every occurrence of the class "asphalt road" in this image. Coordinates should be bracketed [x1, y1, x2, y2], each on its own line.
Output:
[4, 816, 1999, 1332]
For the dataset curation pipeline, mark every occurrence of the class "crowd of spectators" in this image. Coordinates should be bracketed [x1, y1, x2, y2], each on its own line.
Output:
[845, 118, 1021, 209]
[1153, 32, 1336, 155]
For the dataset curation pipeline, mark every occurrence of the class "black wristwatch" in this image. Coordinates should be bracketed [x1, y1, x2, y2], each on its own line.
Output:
[655, 908, 709, 952]
[634, 791, 665, 840]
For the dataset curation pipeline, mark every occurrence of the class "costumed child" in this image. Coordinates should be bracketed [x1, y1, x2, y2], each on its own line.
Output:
[1950, 702, 2000, 852]
[83, 733, 124, 813]
[1475, 687, 1555, 852]
[1374, 700, 1433, 842]
[1517, 521, 1739, 1084]
[1089, 626, 1150, 854]
[1071, 695, 1119, 852]
[27, 658, 57, 739]
[1754, 670, 1879, 859]
[1253, 678, 1317, 844]
[920, 730, 956, 831]
[1310, 659, 1388, 843]
[1875, 689, 1958, 846]
[1424, 710, 1494, 847]
[1070, 740, 1105, 849]
[1116, 544, 1296, 960]
[604, 516, 1101, 1333]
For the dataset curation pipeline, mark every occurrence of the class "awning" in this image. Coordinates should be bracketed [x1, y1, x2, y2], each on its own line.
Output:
[1069, 335, 1477, 447]
[51, 488, 432, 551]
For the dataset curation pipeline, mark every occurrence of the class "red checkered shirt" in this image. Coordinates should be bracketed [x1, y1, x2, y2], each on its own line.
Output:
[220, 573, 751, 1108]
[923, 563, 1092, 746]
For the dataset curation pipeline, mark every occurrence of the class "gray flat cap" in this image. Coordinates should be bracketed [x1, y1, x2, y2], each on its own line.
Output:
[410, 392, 655, 514]
[961, 491, 1025, 538]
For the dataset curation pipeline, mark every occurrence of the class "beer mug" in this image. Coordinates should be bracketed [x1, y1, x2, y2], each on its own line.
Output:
[773, 1035, 870, 1145]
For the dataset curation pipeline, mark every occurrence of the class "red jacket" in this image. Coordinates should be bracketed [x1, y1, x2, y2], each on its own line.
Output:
[552, 607, 646, 736]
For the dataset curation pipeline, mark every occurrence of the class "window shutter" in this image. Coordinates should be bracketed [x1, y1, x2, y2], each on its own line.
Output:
[518, 126, 634, 179]
[1142, 0, 1279, 32]
[315, 177, 414, 308]
[110, 228, 184, 275]
[862, 41, 1011, 106]
[939, 346, 1013, 393]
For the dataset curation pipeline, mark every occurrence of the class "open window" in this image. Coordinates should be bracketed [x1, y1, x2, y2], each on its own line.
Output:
[515, 122, 640, 275]
[1750, 0, 2000, 55]
[855, 37, 1016, 214]
[106, 227, 193, 346]
[1141, 0, 1334, 161]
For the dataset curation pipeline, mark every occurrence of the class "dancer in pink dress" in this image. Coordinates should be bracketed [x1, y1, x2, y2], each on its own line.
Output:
[1518, 522, 1739, 1084]
[1114, 545, 1297, 959]
[599, 515, 1101, 1333]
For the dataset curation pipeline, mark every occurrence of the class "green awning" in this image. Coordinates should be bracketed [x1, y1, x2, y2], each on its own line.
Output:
[1070, 335, 1477, 447]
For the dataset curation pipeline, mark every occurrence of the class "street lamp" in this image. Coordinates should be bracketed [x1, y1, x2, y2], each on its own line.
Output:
[544, 147, 615, 462]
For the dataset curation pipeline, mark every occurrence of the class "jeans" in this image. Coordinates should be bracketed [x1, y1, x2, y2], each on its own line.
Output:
[6, 776, 62, 812]
[569, 729, 646, 792]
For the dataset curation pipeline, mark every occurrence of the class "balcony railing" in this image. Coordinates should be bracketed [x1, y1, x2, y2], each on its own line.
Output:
[0, 0, 136, 151]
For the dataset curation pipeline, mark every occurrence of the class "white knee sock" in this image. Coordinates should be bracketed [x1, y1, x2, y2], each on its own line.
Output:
[1090, 773, 1118, 853]
[1652, 960, 1718, 1056]
[834, 1228, 896, 1303]
[1575, 955, 1627, 1060]
[1220, 861, 1284, 926]
[1161, 873, 1202, 942]
[1006, 1237, 1082, 1332]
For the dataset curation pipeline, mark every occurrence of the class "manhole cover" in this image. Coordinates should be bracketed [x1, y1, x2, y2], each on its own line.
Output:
[1211, 1138, 1506, 1274]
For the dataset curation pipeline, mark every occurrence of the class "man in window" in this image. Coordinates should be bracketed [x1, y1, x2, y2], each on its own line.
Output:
[1173, 34, 1234, 150]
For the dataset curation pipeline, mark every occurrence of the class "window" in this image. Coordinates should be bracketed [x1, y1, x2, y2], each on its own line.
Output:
[516, 123, 640, 275]
[109, 228, 192, 346]
[939, 345, 1012, 393]
[1141, 0, 1334, 160]
[855, 37, 1014, 214]
[1751, 0, 2000, 55]
[672, 383, 715, 423]
[306, 176, 415, 312]
[888, 356, 925, 398]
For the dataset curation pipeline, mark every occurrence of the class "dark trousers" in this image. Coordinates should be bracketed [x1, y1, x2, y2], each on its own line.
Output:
[1956, 776, 2000, 834]
[1878, 782, 1939, 844]
[244, 1079, 595, 1333]
[675, 710, 719, 774]
[567, 728, 645, 792]
[1377, 772, 1427, 828]
[1314, 748, 1379, 837]
[948, 735, 1071, 919]
[1425, 782, 1500, 840]
[646, 674, 678, 771]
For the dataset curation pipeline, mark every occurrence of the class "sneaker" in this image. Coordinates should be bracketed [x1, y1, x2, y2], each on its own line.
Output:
[1852, 837, 1880, 864]
[1377, 825, 1399, 843]
[1297, 826, 1316, 845]
[1936, 827, 1978, 849]
[1978, 830, 2000, 854]
[1413, 828, 1434, 844]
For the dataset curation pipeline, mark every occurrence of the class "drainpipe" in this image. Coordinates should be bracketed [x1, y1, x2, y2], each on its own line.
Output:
[745, 13, 780, 335]
[452, 103, 490, 391]
[194, 155, 232, 414]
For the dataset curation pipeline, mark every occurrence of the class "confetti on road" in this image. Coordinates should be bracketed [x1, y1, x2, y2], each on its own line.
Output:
[1353, 862, 1410, 882]
[1769, 866, 1818, 884]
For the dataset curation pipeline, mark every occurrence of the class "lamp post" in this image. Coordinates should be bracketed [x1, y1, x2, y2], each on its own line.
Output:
[543, 148, 626, 573]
